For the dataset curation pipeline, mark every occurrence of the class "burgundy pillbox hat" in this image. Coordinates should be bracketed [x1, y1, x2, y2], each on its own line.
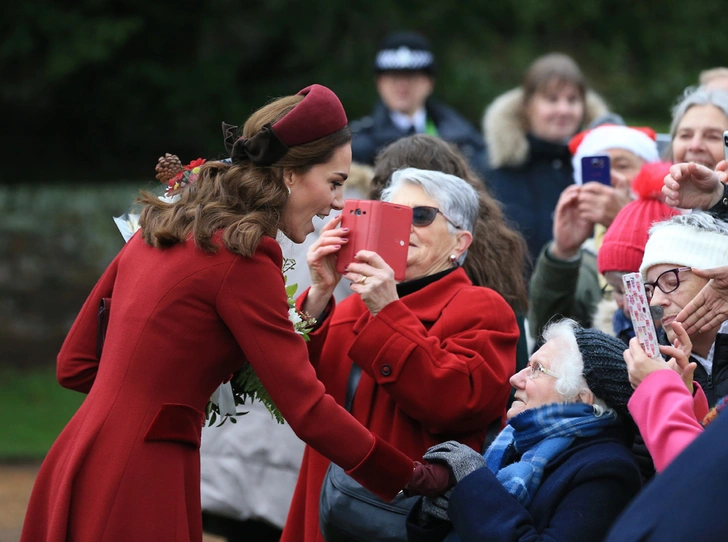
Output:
[224, 84, 348, 166]
[273, 84, 348, 146]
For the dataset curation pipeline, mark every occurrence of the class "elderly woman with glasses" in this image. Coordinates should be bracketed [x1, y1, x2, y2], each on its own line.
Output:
[282, 167, 520, 542]
[406, 318, 642, 542]
[618, 212, 728, 476]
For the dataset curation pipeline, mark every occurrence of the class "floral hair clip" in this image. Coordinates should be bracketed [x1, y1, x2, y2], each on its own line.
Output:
[155, 153, 207, 197]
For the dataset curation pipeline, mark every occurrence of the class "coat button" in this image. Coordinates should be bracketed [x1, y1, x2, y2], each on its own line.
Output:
[381, 364, 392, 376]
[552, 159, 563, 169]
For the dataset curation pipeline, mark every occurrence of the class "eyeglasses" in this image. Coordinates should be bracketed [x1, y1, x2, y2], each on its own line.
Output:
[528, 361, 559, 380]
[601, 283, 625, 302]
[412, 206, 462, 229]
[644, 267, 692, 301]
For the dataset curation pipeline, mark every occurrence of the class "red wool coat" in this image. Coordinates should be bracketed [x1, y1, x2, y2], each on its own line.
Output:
[21, 234, 413, 542]
[281, 268, 519, 542]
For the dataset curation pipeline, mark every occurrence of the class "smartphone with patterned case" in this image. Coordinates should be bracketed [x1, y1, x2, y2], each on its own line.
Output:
[622, 272, 662, 359]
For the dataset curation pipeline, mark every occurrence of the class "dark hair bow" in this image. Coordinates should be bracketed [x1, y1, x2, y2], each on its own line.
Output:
[222, 122, 289, 167]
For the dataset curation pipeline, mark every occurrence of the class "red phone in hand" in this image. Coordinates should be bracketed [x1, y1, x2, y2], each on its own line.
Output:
[336, 200, 412, 281]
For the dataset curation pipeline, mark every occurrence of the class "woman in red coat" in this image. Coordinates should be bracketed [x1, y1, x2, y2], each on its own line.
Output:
[282, 166, 521, 541]
[21, 85, 441, 542]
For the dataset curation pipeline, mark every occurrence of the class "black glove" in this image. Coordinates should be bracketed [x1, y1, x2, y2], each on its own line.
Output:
[423, 440, 486, 484]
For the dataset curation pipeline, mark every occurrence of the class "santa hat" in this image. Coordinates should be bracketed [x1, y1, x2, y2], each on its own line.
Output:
[570, 125, 659, 184]
[598, 162, 680, 275]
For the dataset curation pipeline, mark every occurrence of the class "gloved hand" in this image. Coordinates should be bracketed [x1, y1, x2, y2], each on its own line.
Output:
[419, 490, 452, 522]
[423, 440, 486, 483]
[405, 461, 453, 498]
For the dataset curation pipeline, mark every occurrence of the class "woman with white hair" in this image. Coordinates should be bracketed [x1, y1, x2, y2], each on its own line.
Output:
[668, 87, 728, 170]
[407, 319, 642, 541]
[282, 168, 520, 542]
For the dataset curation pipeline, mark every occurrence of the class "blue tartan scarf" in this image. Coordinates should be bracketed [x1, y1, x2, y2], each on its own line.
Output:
[483, 402, 619, 507]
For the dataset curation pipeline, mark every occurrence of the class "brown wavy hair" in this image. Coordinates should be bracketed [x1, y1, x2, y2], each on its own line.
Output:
[139, 95, 351, 256]
[371, 135, 528, 312]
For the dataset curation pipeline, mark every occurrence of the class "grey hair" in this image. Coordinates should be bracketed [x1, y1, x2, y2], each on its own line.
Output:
[541, 318, 614, 417]
[649, 211, 728, 237]
[669, 87, 728, 142]
[381, 167, 479, 265]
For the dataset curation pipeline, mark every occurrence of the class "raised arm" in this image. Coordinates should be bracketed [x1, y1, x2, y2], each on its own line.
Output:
[217, 238, 414, 499]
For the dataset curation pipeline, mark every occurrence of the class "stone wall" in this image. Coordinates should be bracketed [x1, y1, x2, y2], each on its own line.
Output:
[0, 183, 147, 367]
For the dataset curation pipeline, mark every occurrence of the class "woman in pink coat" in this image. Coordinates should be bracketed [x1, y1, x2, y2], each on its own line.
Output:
[21, 85, 442, 542]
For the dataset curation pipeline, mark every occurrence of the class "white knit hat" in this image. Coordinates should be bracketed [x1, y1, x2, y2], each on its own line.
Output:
[571, 125, 660, 184]
[639, 213, 728, 279]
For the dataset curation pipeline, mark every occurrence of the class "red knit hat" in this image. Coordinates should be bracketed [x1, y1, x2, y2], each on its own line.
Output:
[597, 162, 680, 274]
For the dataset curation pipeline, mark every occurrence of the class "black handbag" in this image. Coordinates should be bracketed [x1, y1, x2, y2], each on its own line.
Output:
[319, 363, 419, 542]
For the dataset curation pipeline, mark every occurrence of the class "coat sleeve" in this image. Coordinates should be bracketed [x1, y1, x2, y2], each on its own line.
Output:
[447, 453, 641, 542]
[348, 287, 518, 434]
[294, 286, 336, 370]
[527, 243, 601, 341]
[56, 244, 128, 393]
[215, 240, 412, 500]
[628, 370, 704, 472]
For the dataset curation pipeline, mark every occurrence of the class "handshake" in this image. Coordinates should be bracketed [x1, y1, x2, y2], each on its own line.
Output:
[408, 441, 487, 521]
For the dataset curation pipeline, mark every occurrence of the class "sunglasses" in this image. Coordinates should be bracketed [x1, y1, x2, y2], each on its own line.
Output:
[412, 206, 462, 229]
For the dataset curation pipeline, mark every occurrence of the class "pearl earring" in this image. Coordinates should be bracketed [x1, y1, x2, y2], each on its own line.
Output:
[287, 185, 291, 196]
[450, 254, 457, 264]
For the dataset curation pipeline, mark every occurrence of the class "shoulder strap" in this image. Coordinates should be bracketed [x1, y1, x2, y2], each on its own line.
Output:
[345, 363, 363, 412]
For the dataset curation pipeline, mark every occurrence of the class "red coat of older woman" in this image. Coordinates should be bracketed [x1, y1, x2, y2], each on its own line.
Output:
[282, 267, 519, 542]
[21, 234, 412, 542]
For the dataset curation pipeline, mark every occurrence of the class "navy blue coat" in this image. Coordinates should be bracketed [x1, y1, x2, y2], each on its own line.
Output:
[351, 99, 488, 181]
[606, 408, 728, 542]
[407, 428, 641, 542]
[486, 135, 574, 276]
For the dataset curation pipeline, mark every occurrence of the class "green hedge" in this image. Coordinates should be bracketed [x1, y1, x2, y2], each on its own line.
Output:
[0, 183, 145, 367]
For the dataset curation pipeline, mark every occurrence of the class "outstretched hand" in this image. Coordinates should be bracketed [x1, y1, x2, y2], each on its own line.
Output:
[676, 266, 728, 334]
[662, 162, 725, 210]
[624, 322, 695, 393]
[661, 322, 697, 395]
[551, 185, 594, 260]
[578, 175, 631, 228]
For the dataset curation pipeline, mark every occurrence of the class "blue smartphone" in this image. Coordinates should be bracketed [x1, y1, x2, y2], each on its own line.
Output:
[581, 155, 611, 186]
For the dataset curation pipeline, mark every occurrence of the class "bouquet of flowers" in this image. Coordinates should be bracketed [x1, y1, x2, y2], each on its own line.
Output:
[113, 154, 315, 426]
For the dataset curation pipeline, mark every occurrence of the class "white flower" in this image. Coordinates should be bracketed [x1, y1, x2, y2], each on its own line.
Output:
[289, 307, 303, 328]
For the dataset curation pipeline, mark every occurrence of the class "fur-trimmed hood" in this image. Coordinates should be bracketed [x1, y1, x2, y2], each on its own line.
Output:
[483, 88, 610, 169]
